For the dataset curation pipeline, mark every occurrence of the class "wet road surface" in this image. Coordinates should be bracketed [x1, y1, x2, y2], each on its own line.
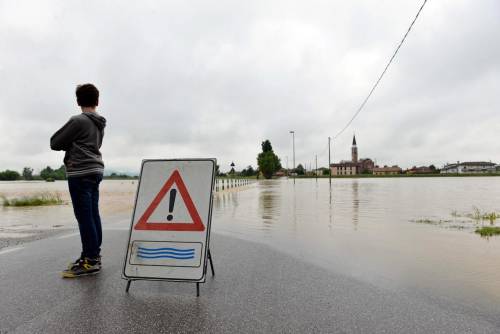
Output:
[0, 225, 499, 333]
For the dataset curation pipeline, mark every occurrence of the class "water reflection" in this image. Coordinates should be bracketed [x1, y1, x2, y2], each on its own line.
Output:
[352, 180, 359, 229]
[328, 181, 333, 231]
[258, 191, 274, 221]
[213, 191, 240, 220]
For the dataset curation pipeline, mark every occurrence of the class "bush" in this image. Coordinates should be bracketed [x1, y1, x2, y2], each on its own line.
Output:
[1, 192, 64, 207]
[0, 170, 21, 181]
[475, 226, 500, 237]
[40, 165, 66, 180]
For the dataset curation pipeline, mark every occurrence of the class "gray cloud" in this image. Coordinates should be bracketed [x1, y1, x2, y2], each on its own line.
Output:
[1, 0, 499, 173]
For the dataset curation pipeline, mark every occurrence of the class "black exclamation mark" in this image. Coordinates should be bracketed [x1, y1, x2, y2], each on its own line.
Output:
[167, 189, 177, 221]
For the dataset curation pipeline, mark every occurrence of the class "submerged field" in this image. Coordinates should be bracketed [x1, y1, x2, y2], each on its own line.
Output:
[411, 207, 500, 238]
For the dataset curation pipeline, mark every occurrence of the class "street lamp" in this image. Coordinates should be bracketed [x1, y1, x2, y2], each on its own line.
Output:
[230, 161, 235, 188]
[289, 131, 295, 178]
[230, 161, 235, 175]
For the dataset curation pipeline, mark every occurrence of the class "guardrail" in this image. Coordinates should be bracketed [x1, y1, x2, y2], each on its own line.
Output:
[214, 178, 256, 192]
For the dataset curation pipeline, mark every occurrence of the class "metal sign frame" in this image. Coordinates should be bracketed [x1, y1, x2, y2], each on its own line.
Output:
[122, 159, 216, 295]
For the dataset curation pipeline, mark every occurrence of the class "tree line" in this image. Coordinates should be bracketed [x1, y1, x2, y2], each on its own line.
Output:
[0, 166, 66, 181]
[216, 139, 306, 179]
[1, 140, 285, 181]
[0, 167, 140, 181]
[216, 164, 259, 177]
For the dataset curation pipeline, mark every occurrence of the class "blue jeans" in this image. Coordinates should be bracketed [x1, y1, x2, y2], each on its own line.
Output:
[68, 174, 103, 259]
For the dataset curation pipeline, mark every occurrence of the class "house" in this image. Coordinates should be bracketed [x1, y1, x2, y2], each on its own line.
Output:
[440, 161, 496, 174]
[373, 165, 402, 175]
[406, 166, 434, 174]
[274, 170, 286, 177]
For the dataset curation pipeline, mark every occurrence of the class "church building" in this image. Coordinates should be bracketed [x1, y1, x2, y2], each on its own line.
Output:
[330, 135, 374, 176]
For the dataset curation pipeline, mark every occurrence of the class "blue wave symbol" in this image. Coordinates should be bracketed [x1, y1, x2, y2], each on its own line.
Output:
[137, 246, 195, 260]
[138, 246, 195, 253]
[137, 254, 194, 259]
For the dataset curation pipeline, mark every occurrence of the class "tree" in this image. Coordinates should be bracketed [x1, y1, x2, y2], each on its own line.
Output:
[53, 165, 66, 180]
[262, 140, 273, 153]
[246, 165, 255, 176]
[22, 167, 34, 180]
[40, 166, 54, 180]
[257, 140, 281, 179]
[40, 165, 66, 180]
[241, 165, 256, 177]
[295, 164, 305, 175]
[0, 170, 21, 181]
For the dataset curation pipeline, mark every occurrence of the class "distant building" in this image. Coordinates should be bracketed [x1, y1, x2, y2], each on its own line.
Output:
[316, 167, 329, 176]
[359, 158, 375, 173]
[330, 135, 375, 175]
[274, 170, 286, 177]
[373, 165, 402, 175]
[441, 161, 496, 174]
[406, 166, 434, 174]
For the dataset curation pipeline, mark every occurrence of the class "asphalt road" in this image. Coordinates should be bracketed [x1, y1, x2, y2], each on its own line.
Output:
[0, 226, 499, 333]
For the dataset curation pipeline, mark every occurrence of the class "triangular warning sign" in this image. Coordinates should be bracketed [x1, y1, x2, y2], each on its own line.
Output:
[134, 170, 205, 231]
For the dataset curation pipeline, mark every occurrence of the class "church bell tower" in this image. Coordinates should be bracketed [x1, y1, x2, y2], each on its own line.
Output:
[351, 135, 358, 163]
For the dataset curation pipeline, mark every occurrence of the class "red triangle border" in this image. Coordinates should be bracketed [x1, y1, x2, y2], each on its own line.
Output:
[134, 170, 205, 231]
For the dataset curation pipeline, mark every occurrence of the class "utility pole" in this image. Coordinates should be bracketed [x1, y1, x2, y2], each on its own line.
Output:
[315, 154, 318, 180]
[328, 137, 332, 184]
[289, 131, 295, 182]
[286, 156, 289, 176]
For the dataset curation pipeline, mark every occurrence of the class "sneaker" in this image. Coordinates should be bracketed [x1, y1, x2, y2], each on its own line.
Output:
[67, 256, 83, 270]
[62, 258, 100, 278]
[67, 255, 102, 270]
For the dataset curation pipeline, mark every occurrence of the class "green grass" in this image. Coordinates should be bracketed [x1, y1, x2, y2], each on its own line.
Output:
[414, 219, 436, 224]
[459, 207, 500, 224]
[1, 192, 64, 207]
[475, 226, 500, 237]
[414, 208, 500, 238]
[481, 212, 499, 225]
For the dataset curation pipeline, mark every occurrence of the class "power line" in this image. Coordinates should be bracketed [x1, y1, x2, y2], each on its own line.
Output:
[334, 0, 429, 139]
[318, 141, 329, 157]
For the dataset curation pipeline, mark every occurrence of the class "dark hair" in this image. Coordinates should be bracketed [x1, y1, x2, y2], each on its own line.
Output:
[76, 83, 99, 107]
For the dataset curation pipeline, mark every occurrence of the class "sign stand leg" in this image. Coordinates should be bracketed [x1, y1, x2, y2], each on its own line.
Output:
[126, 280, 132, 293]
[208, 248, 215, 276]
[197, 249, 215, 297]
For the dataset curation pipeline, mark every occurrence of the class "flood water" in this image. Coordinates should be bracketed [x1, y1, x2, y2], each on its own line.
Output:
[1, 177, 500, 314]
[0, 180, 136, 236]
[213, 177, 500, 314]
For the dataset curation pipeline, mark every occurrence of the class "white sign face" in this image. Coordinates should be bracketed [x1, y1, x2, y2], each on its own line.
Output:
[123, 159, 215, 282]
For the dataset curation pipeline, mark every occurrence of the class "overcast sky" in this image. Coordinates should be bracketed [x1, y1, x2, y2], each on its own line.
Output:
[1, 0, 499, 173]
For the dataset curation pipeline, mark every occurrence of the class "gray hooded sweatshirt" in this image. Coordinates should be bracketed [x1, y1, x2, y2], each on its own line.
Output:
[50, 112, 106, 177]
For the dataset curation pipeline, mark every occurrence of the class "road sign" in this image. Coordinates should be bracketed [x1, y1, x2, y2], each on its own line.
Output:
[123, 159, 215, 283]
[134, 170, 205, 231]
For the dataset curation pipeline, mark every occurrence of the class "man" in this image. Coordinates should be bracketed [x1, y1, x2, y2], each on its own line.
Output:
[51, 83, 106, 278]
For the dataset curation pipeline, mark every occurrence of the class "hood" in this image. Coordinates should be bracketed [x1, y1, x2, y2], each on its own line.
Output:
[83, 112, 106, 130]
